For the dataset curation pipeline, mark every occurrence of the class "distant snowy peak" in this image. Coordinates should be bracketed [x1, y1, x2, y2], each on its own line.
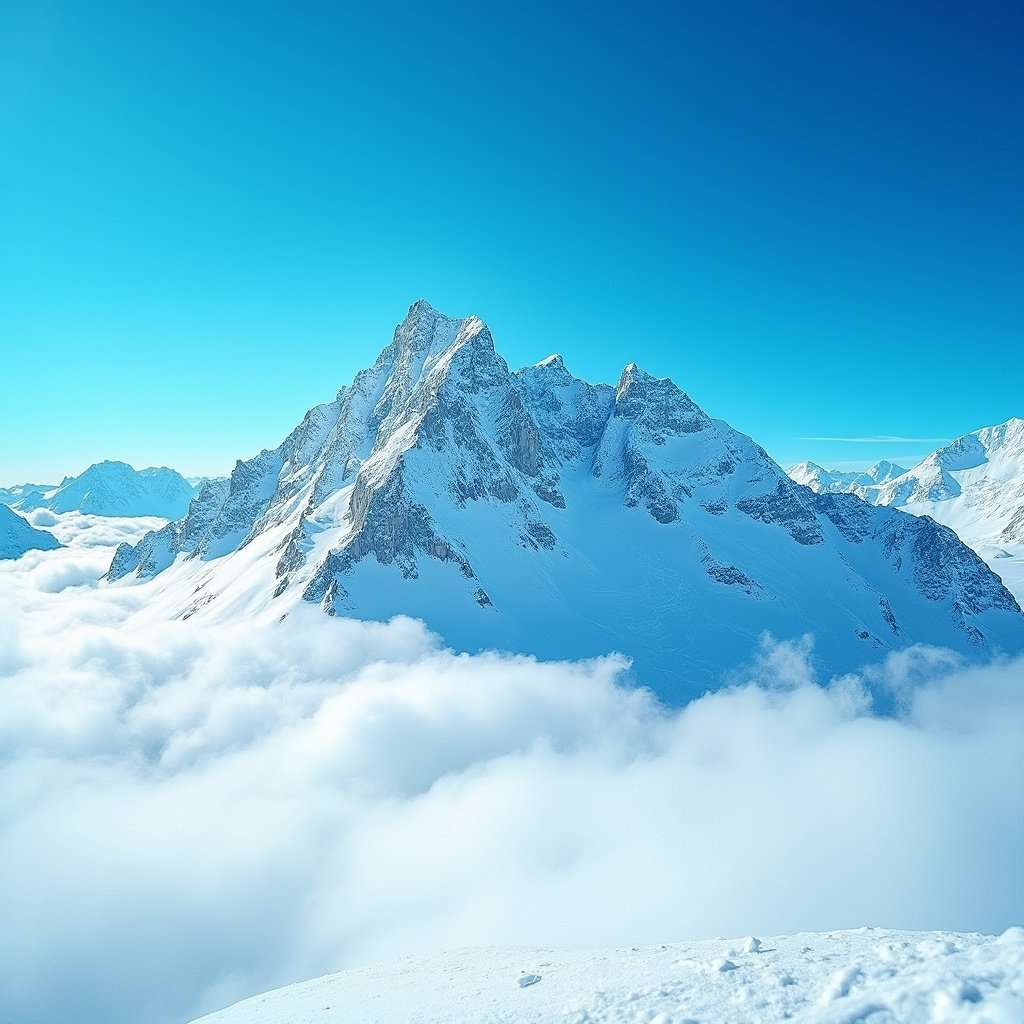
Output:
[787, 460, 906, 499]
[0, 481, 54, 508]
[107, 301, 1024, 700]
[3, 461, 200, 519]
[0, 504, 61, 559]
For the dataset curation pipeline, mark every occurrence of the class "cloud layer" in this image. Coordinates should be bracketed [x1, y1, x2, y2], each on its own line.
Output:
[1, 515, 1022, 1024]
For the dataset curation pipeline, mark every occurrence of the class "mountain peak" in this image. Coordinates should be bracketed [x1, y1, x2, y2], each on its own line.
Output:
[389, 301, 493, 369]
[106, 303, 1024, 700]
[616, 362, 658, 394]
[535, 353, 566, 370]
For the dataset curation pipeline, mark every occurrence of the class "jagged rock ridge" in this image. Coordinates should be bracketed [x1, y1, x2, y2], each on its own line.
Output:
[107, 302, 1024, 700]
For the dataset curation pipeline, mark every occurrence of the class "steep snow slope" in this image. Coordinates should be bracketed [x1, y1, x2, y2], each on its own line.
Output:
[0, 504, 61, 559]
[190, 928, 1024, 1024]
[107, 302, 1024, 700]
[5, 461, 199, 518]
[790, 420, 1024, 602]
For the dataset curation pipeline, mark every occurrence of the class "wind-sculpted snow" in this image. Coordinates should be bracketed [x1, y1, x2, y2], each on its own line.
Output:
[107, 302, 1024, 700]
[4, 521, 1024, 1024]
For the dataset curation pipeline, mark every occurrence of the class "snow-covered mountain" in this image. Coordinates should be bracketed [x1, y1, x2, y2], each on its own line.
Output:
[788, 460, 906, 503]
[189, 928, 1024, 1024]
[2, 461, 199, 519]
[0, 504, 61, 559]
[874, 419, 1024, 514]
[106, 302, 1024, 700]
[0, 481, 54, 508]
[789, 420, 1024, 602]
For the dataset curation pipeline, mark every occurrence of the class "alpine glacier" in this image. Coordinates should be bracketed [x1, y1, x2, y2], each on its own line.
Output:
[1, 460, 200, 519]
[789, 419, 1024, 603]
[0, 503, 61, 559]
[107, 302, 1024, 700]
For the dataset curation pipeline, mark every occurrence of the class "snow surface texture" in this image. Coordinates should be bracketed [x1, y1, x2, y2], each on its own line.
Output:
[190, 928, 1024, 1024]
[106, 301, 1024, 702]
[789, 420, 1024, 603]
[0, 502, 60, 558]
[1, 459, 200, 518]
[3, 516, 1024, 1024]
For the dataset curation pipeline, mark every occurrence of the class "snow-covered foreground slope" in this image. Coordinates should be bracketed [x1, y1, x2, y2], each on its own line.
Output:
[106, 301, 1024, 702]
[789, 420, 1024, 602]
[2, 460, 200, 518]
[0, 503, 60, 558]
[191, 928, 1024, 1024]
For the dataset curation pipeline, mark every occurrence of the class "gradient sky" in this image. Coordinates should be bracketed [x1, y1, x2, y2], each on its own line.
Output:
[1, 0, 1021, 484]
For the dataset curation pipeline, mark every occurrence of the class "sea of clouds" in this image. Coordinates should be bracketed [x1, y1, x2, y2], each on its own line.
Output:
[1, 513, 1022, 1024]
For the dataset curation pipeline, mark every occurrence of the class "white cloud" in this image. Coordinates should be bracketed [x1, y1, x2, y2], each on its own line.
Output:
[0, 517, 1022, 1024]
[27, 507, 59, 527]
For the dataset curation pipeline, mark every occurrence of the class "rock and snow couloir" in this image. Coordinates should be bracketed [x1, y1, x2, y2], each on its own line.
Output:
[1, 461, 201, 519]
[107, 302, 1024, 701]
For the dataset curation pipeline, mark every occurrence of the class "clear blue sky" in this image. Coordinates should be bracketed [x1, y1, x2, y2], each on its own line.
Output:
[1, 0, 1021, 483]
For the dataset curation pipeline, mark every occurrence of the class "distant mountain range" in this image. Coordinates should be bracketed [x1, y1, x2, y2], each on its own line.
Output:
[789, 419, 1024, 602]
[0, 504, 61, 560]
[1, 461, 204, 520]
[788, 459, 907, 504]
[103, 301, 1024, 700]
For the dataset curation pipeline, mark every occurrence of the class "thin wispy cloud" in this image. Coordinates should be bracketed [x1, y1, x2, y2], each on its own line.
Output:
[798, 435, 949, 444]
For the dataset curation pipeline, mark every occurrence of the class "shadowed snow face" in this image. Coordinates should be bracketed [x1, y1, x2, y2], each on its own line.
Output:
[1, 515, 1022, 1024]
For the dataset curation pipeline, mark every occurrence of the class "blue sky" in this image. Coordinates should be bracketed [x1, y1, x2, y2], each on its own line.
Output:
[1, 0, 1021, 483]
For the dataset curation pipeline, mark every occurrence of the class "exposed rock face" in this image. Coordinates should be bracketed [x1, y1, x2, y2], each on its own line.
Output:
[106, 302, 1024, 700]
